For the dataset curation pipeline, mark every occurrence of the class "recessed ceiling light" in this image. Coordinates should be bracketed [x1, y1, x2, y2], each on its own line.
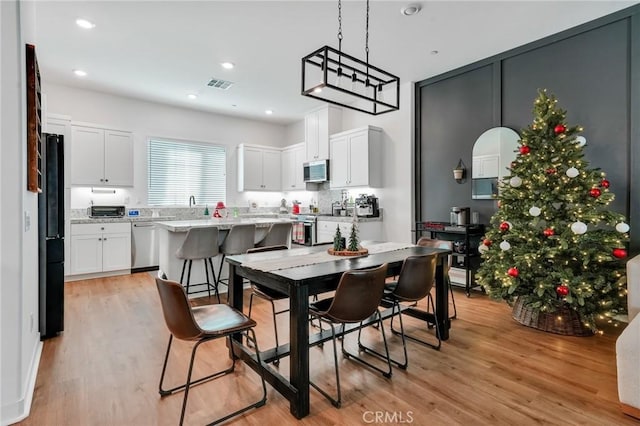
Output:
[73, 69, 87, 77]
[401, 4, 421, 16]
[265, 110, 273, 115]
[75, 18, 95, 29]
[187, 94, 197, 99]
[313, 87, 322, 93]
[221, 62, 235, 70]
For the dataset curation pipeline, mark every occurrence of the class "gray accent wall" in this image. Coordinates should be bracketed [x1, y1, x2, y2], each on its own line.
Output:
[415, 5, 640, 253]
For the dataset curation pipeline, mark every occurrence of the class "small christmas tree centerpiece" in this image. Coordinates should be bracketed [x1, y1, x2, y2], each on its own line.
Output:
[328, 218, 368, 256]
[476, 89, 629, 335]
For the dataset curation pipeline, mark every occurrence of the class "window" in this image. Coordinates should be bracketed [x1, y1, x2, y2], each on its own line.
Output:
[148, 138, 226, 206]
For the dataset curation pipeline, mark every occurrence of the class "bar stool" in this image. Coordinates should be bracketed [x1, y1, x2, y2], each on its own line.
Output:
[175, 227, 220, 302]
[216, 224, 256, 290]
[255, 222, 292, 248]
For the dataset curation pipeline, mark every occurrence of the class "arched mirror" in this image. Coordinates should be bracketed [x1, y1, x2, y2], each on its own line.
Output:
[471, 127, 520, 199]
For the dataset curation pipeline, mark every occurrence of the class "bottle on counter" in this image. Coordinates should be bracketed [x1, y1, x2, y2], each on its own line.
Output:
[204, 205, 209, 216]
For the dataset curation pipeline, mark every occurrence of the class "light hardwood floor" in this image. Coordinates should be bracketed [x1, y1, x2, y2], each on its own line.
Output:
[18, 272, 637, 426]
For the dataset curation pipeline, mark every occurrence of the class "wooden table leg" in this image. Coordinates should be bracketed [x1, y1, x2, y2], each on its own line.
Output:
[289, 285, 310, 418]
[435, 260, 451, 340]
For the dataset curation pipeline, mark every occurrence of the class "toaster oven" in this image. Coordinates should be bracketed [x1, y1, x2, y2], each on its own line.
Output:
[87, 205, 126, 218]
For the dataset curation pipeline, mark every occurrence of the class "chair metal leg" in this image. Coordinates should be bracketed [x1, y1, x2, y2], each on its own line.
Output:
[309, 319, 342, 408]
[343, 311, 392, 378]
[210, 330, 267, 425]
[179, 260, 187, 284]
[208, 258, 220, 303]
[204, 258, 212, 299]
[216, 254, 226, 290]
[185, 260, 193, 295]
[159, 330, 266, 426]
[448, 276, 457, 320]
[390, 297, 441, 351]
[359, 302, 409, 369]
[269, 299, 280, 365]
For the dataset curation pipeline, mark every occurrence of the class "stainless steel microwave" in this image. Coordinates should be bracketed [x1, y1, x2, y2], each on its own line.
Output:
[472, 178, 499, 199]
[303, 159, 329, 183]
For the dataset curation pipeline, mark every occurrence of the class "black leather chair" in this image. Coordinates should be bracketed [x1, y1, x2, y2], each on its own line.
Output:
[155, 277, 267, 425]
[308, 263, 392, 408]
[416, 237, 457, 320]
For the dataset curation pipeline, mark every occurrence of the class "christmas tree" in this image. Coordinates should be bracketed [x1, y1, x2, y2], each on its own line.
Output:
[333, 225, 345, 251]
[476, 90, 629, 333]
[348, 223, 359, 251]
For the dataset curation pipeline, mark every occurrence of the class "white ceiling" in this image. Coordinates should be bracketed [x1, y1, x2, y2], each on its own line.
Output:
[34, 1, 638, 125]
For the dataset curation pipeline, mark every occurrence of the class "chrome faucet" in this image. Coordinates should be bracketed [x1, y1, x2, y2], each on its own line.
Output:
[189, 195, 196, 207]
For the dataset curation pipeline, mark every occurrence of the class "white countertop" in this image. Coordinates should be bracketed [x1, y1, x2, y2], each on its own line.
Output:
[155, 217, 294, 232]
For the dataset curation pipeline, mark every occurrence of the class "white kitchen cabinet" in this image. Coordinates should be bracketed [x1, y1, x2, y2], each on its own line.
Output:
[330, 126, 382, 189]
[70, 223, 131, 275]
[317, 219, 382, 244]
[237, 144, 282, 191]
[472, 154, 500, 178]
[281, 143, 305, 191]
[304, 105, 342, 161]
[71, 125, 133, 186]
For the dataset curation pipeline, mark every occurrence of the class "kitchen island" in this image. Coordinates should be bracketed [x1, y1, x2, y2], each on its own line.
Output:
[155, 218, 294, 288]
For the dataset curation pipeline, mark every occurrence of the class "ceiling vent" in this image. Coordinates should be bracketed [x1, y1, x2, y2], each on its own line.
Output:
[207, 78, 234, 90]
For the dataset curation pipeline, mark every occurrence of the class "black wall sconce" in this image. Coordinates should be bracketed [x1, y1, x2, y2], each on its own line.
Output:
[453, 159, 466, 184]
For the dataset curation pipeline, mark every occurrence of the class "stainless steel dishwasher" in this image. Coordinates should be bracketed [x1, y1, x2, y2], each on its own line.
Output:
[131, 222, 159, 271]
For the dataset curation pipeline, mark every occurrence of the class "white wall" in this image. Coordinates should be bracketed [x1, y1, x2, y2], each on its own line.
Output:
[43, 83, 289, 210]
[1, 1, 43, 424]
[340, 82, 415, 243]
[285, 119, 305, 146]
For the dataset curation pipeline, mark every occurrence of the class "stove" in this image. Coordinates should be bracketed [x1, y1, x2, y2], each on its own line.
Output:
[293, 214, 319, 245]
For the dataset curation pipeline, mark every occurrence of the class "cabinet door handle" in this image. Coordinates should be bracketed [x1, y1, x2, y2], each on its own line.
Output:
[103, 238, 107, 241]
[98, 238, 102, 241]
[100, 178, 104, 182]
[101, 227, 104, 230]
[105, 178, 109, 182]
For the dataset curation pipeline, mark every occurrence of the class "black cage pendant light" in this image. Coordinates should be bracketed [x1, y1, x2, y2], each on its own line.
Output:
[301, 0, 400, 115]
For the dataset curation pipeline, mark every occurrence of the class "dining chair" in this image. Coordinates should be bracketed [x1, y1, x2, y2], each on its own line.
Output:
[216, 224, 256, 290]
[360, 254, 440, 370]
[155, 277, 267, 426]
[175, 226, 220, 302]
[255, 222, 292, 248]
[416, 237, 457, 320]
[246, 244, 289, 365]
[308, 263, 392, 408]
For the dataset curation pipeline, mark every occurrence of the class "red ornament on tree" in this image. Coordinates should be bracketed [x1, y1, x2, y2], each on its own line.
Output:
[556, 285, 569, 297]
[519, 146, 531, 155]
[507, 267, 519, 278]
[589, 188, 602, 198]
[554, 124, 566, 134]
[483, 239, 492, 247]
[545, 168, 556, 175]
[600, 179, 610, 188]
[612, 248, 628, 259]
[499, 222, 510, 232]
[543, 228, 555, 237]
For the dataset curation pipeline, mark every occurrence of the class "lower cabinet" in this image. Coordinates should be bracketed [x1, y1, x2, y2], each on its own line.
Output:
[70, 223, 131, 275]
[317, 220, 382, 244]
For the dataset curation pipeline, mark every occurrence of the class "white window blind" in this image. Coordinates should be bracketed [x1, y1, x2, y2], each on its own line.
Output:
[148, 138, 226, 206]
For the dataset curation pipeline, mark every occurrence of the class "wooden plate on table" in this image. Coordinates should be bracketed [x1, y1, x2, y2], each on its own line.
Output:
[327, 248, 369, 257]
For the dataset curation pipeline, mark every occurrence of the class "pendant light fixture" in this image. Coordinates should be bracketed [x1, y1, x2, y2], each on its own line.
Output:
[301, 0, 400, 115]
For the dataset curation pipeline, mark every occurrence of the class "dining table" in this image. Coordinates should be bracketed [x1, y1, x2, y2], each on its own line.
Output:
[225, 241, 452, 419]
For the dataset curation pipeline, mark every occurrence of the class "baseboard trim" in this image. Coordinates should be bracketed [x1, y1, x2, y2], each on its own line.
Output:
[2, 341, 43, 425]
[621, 402, 640, 420]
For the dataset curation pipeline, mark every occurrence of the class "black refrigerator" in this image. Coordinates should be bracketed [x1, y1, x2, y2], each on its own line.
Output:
[38, 133, 65, 339]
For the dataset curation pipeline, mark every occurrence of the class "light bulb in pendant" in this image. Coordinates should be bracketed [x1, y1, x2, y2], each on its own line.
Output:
[335, 67, 344, 88]
[351, 73, 358, 93]
[377, 84, 385, 102]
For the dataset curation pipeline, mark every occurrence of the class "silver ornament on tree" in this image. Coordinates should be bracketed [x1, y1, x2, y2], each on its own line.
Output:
[566, 167, 579, 178]
[570, 221, 587, 235]
[529, 206, 541, 217]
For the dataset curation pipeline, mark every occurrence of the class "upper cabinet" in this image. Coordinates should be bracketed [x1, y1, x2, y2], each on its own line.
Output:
[472, 155, 500, 178]
[330, 126, 382, 189]
[71, 125, 133, 186]
[304, 105, 342, 162]
[281, 143, 305, 191]
[237, 144, 282, 191]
